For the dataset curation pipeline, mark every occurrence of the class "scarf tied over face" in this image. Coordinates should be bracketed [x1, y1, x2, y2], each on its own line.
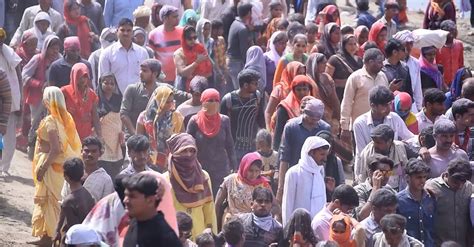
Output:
[196, 88, 221, 138]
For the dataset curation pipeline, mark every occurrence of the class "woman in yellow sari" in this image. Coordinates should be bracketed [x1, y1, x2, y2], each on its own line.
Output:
[29, 86, 81, 246]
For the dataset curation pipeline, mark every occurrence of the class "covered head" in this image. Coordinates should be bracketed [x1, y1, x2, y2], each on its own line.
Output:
[393, 92, 412, 118]
[303, 98, 325, 120]
[237, 152, 268, 186]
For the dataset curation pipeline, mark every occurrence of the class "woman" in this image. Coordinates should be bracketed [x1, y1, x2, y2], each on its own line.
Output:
[354, 25, 369, 47]
[97, 73, 123, 179]
[214, 152, 270, 231]
[282, 208, 318, 247]
[264, 17, 282, 43]
[179, 9, 198, 27]
[61, 63, 101, 141]
[30, 87, 81, 246]
[273, 75, 313, 149]
[316, 4, 341, 26]
[16, 30, 38, 70]
[393, 92, 419, 135]
[419, 46, 445, 92]
[264, 31, 288, 95]
[423, 0, 456, 30]
[273, 34, 308, 86]
[445, 67, 473, 108]
[266, 61, 306, 130]
[27, 12, 54, 50]
[196, 18, 214, 58]
[174, 25, 212, 92]
[136, 86, 184, 169]
[164, 133, 217, 238]
[244, 46, 267, 94]
[359, 22, 387, 57]
[132, 26, 155, 58]
[187, 88, 237, 195]
[57, 0, 99, 58]
[329, 214, 362, 247]
[22, 35, 61, 159]
[316, 23, 341, 59]
[326, 34, 363, 101]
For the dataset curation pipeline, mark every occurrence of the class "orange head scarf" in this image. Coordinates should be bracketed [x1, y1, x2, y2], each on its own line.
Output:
[68, 62, 91, 106]
[196, 88, 221, 138]
[366, 22, 387, 54]
[237, 152, 269, 186]
[64, 0, 92, 58]
[316, 5, 341, 25]
[278, 61, 306, 95]
[181, 25, 212, 91]
[279, 75, 313, 119]
[329, 215, 356, 247]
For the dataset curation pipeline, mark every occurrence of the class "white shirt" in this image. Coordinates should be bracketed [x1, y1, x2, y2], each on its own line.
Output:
[416, 109, 446, 133]
[98, 41, 149, 94]
[406, 56, 423, 113]
[353, 111, 415, 157]
[0, 45, 21, 112]
[311, 205, 333, 241]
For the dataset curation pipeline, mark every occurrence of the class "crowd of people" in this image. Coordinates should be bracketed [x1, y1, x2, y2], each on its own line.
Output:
[1, 0, 474, 246]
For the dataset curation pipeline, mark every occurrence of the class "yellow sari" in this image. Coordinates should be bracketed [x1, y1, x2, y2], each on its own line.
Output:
[31, 87, 81, 237]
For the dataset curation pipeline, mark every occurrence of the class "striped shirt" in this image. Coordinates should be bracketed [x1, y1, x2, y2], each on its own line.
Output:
[0, 70, 11, 130]
[148, 26, 183, 82]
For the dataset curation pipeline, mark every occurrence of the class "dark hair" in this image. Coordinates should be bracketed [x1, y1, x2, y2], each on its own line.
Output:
[252, 187, 273, 202]
[141, 59, 162, 75]
[211, 19, 224, 29]
[277, 18, 290, 30]
[306, 22, 318, 33]
[238, 69, 260, 87]
[256, 129, 272, 147]
[63, 158, 85, 182]
[447, 158, 472, 182]
[356, 0, 369, 11]
[340, 25, 354, 35]
[371, 188, 397, 208]
[176, 211, 193, 231]
[284, 209, 317, 245]
[195, 232, 215, 246]
[123, 173, 158, 197]
[461, 78, 474, 99]
[423, 88, 447, 105]
[222, 217, 244, 245]
[82, 135, 103, 150]
[369, 85, 394, 105]
[126, 134, 150, 152]
[404, 158, 431, 176]
[419, 126, 436, 149]
[65, 0, 80, 12]
[287, 13, 305, 25]
[331, 184, 359, 207]
[370, 124, 395, 142]
[380, 214, 406, 232]
[368, 154, 395, 172]
[421, 46, 436, 56]
[114, 174, 128, 203]
[237, 3, 253, 18]
[452, 98, 474, 120]
[287, 22, 306, 43]
[183, 25, 197, 39]
[384, 38, 404, 57]
[440, 20, 456, 31]
[118, 18, 134, 28]
[269, 1, 283, 10]
[363, 47, 383, 63]
[384, 1, 400, 10]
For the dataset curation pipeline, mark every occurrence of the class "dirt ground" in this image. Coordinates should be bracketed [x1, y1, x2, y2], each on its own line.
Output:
[1, 2, 473, 246]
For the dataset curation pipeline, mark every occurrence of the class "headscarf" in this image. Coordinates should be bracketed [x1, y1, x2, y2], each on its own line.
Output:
[419, 46, 443, 89]
[354, 25, 369, 46]
[329, 214, 356, 247]
[316, 5, 341, 25]
[367, 22, 387, 53]
[196, 89, 221, 138]
[284, 208, 318, 246]
[42, 86, 81, 153]
[277, 61, 306, 94]
[63, 36, 80, 51]
[37, 35, 61, 83]
[133, 5, 152, 19]
[167, 133, 213, 207]
[446, 67, 470, 108]
[181, 26, 212, 91]
[306, 53, 330, 100]
[319, 23, 340, 58]
[196, 18, 213, 52]
[66, 63, 92, 106]
[237, 152, 269, 186]
[245, 46, 267, 92]
[97, 73, 122, 118]
[430, 0, 452, 17]
[179, 9, 198, 26]
[264, 17, 281, 41]
[265, 31, 286, 66]
[32, 12, 53, 49]
[64, 1, 92, 58]
[339, 34, 363, 70]
[279, 75, 313, 119]
[99, 27, 116, 49]
[16, 30, 39, 67]
[393, 92, 412, 118]
[133, 26, 149, 46]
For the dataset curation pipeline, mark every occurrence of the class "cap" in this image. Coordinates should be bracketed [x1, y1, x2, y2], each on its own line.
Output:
[65, 224, 109, 247]
[303, 98, 324, 119]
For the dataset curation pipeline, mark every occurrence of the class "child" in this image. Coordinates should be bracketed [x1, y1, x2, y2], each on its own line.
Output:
[256, 129, 279, 193]
[222, 217, 245, 247]
[177, 211, 198, 247]
[196, 232, 215, 247]
[54, 158, 96, 245]
[329, 215, 356, 247]
[305, 23, 318, 53]
[436, 20, 464, 87]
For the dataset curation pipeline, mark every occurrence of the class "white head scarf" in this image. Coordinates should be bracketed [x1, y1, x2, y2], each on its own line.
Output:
[265, 31, 286, 66]
[32, 12, 53, 50]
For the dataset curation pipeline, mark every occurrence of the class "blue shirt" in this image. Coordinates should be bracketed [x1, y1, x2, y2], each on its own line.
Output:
[356, 11, 376, 29]
[279, 115, 331, 167]
[103, 0, 144, 27]
[397, 188, 436, 247]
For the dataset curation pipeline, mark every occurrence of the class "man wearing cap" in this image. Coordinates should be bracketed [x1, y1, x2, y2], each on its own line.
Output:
[148, 5, 183, 85]
[276, 98, 331, 203]
[282, 136, 332, 225]
[49, 36, 92, 88]
[103, 0, 143, 28]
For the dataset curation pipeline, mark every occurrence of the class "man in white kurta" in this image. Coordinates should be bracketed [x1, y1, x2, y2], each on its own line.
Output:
[282, 136, 330, 225]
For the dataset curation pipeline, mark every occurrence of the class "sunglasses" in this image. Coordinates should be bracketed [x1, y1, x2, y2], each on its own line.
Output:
[378, 169, 393, 176]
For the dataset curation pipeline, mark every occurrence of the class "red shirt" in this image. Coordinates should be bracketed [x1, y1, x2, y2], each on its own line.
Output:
[436, 39, 464, 86]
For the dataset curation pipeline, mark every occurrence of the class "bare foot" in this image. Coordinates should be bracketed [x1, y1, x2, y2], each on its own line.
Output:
[27, 235, 52, 246]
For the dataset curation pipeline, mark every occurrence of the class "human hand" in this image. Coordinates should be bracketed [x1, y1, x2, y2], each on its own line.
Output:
[389, 79, 403, 92]
[340, 129, 352, 144]
[419, 147, 431, 162]
[196, 54, 208, 63]
[372, 170, 384, 190]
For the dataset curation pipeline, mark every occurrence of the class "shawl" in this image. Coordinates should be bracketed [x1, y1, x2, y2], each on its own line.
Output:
[394, 92, 419, 134]
[237, 152, 269, 186]
[306, 53, 330, 101]
[16, 30, 38, 69]
[179, 9, 198, 26]
[315, 5, 341, 25]
[354, 25, 369, 46]
[276, 61, 306, 96]
[319, 22, 340, 58]
[419, 50, 443, 89]
[196, 88, 221, 138]
[244, 46, 267, 92]
[265, 31, 286, 66]
[196, 18, 214, 54]
[361, 22, 387, 55]
[64, 2, 92, 58]
[99, 27, 116, 49]
[264, 17, 281, 41]
[181, 26, 212, 91]
[329, 214, 356, 247]
[338, 34, 363, 71]
[167, 133, 213, 207]
[97, 73, 122, 118]
[31, 12, 54, 50]
[279, 75, 313, 119]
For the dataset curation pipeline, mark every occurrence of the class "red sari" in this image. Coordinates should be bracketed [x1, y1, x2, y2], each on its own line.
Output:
[181, 27, 212, 91]
[64, 3, 93, 58]
[358, 22, 387, 57]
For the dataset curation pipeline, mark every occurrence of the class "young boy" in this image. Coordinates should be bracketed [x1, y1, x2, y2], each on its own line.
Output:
[177, 211, 198, 247]
[305, 22, 318, 53]
[222, 217, 245, 247]
[256, 129, 279, 192]
[54, 158, 96, 245]
[436, 20, 464, 86]
[196, 232, 215, 247]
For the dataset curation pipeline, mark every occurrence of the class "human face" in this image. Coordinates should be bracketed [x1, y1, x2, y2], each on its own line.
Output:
[383, 227, 403, 246]
[24, 37, 38, 55]
[373, 204, 397, 223]
[202, 23, 211, 39]
[331, 221, 346, 234]
[303, 114, 321, 129]
[246, 162, 262, 181]
[140, 65, 156, 82]
[101, 76, 116, 95]
[455, 108, 474, 127]
[82, 144, 101, 166]
[251, 194, 272, 217]
[256, 140, 271, 154]
[345, 37, 358, 55]
[357, 30, 368, 46]
[123, 189, 155, 218]
[372, 137, 392, 155]
[427, 102, 445, 117]
[309, 147, 329, 165]
[306, 30, 317, 43]
[336, 200, 356, 214]
[293, 39, 307, 56]
[77, 74, 90, 92]
[162, 95, 175, 112]
[297, 66, 306, 75]
[135, 16, 150, 29]
[164, 12, 180, 27]
[330, 27, 341, 44]
[133, 33, 146, 46]
[179, 147, 196, 158]
[118, 24, 133, 44]
[423, 48, 437, 63]
[179, 229, 192, 245]
[65, 46, 80, 61]
[191, 91, 202, 105]
[270, 5, 283, 18]
[274, 38, 287, 55]
[377, 29, 388, 43]
[294, 84, 310, 99]
[435, 132, 455, 150]
[385, 7, 399, 19]
[129, 149, 149, 168]
[371, 101, 392, 119]
[68, 3, 81, 19]
[36, 20, 50, 34]
[446, 175, 466, 191]
[185, 31, 198, 47]
[367, 55, 384, 74]
[407, 172, 428, 192]
[317, 57, 327, 74]
[46, 43, 60, 57]
[245, 79, 259, 93]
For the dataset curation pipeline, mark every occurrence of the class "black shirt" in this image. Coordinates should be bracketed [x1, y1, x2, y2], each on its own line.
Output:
[48, 57, 93, 88]
[123, 212, 182, 247]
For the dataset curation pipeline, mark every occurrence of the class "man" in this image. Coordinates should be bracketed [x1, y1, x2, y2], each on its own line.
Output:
[9, 0, 63, 47]
[99, 18, 149, 94]
[239, 187, 283, 246]
[373, 214, 424, 247]
[79, 0, 104, 33]
[276, 98, 331, 203]
[427, 119, 469, 178]
[227, 3, 254, 90]
[176, 76, 208, 126]
[0, 29, 21, 177]
[445, 78, 474, 120]
[393, 30, 423, 112]
[436, 20, 464, 86]
[355, 124, 411, 190]
[375, 0, 398, 39]
[103, 0, 143, 28]
[340, 48, 400, 145]
[148, 5, 182, 84]
[416, 88, 446, 131]
[354, 154, 397, 221]
[0, 69, 11, 161]
[451, 98, 474, 159]
[356, 0, 376, 29]
[133, 5, 153, 33]
[123, 173, 181, 246]
[352, 85, 414, 158]
[282, 136, 332, 224]
[221, 69, 265, 162]
[425, 158, 472, 246]
[397, 159, 435, 246]
[223, 217, 245, 247]
[358, 188, 398, 247]
[311, 184, 359, 241]
[49, 36, 92, 88]
[382, 39, 413, 100]
[120, 135, 153, 175]
[62, 136, 114, 202]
